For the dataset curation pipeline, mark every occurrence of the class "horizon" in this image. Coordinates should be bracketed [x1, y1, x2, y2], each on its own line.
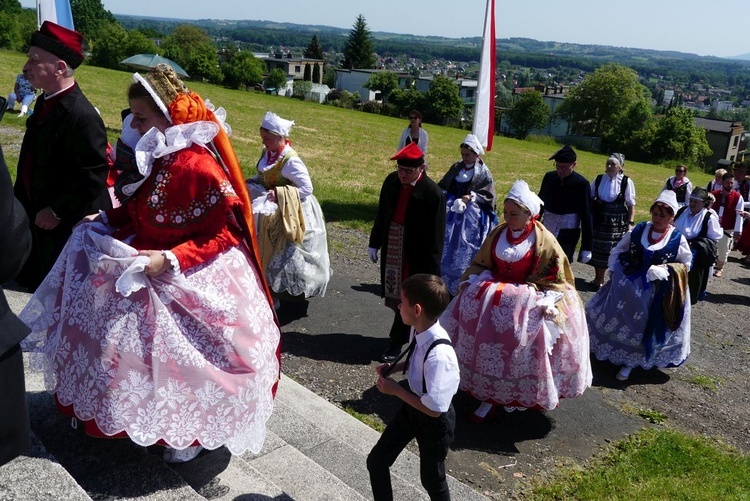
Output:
[19, 0, 746, 59]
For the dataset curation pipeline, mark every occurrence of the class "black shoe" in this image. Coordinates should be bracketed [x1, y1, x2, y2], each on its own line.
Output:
[379, 342, 403, 363]
[587, 280, 602, 292]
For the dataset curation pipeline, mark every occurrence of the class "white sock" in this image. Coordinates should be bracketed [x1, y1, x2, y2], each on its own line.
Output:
[20, 105, 27, 114]
[474, 401, 494, 418]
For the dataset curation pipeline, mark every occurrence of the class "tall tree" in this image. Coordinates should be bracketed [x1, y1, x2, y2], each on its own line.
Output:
[304, 35, 324, 59]
[507, 91, 550, 139]
[341, 15, 375, 70]
[363, 71, 399, 103]
[266, 68, 288, 92]
[650, 107, 712, 166]
[312, 63, 321, 84]
[425, 75, 463, 121]
[162, 25, 222, 83]
[91, 24, 157, 70]
[221, 50, 265, 90]
[0, 1, 35, 52]
[71, 0, 116, 41]
[303, 64, 312, 82]
[556, 63, 651, 142]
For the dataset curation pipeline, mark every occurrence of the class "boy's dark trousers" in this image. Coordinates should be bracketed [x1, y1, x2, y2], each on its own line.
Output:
[367, 398, 456, 501]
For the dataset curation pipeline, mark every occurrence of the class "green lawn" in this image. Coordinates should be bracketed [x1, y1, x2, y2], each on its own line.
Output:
[0, 49, 712, 232]
[531, 429, 750, 500]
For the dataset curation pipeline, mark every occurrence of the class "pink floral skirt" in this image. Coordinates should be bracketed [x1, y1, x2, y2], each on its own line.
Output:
[21, 223, 280, 454]
[440, 277, 591, 410]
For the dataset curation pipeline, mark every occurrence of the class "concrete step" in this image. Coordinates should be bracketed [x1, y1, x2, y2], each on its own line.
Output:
[6, 287, 488, 500]
[0, 431, 91, 501]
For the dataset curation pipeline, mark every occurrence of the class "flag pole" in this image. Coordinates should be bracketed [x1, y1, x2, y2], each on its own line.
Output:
[472, 0, 496, 151]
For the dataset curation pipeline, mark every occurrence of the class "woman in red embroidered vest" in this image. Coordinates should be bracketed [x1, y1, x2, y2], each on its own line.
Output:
[246, 111, 330, 306]
[440, 180, 591, 422]
[587, 190, 692, 382]
[20, 64, 281, 463]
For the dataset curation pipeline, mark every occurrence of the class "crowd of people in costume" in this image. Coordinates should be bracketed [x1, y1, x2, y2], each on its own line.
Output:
[2, 20, 748, 501]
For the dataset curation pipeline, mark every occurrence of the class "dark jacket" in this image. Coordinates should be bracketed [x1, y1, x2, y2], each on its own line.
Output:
[0, 144, 33, 467]
[438, 159, 496, 212]
[13, 83, 111, 290]
[369, 171, 445, 295]
[538, 169, 594, 252]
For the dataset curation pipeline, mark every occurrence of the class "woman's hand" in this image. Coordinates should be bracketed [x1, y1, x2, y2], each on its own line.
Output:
[267, 189, 276, 203]
[139, 250, 173, 277]
[75, 213, 101, 228]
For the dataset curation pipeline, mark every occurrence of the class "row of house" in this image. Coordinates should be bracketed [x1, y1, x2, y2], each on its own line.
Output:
[260, 57, 746, 167]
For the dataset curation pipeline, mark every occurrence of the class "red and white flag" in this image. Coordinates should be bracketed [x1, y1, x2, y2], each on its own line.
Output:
[472, 0, 496, 151]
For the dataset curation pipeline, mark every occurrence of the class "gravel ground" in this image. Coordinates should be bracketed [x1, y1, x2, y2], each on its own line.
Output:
[281, 223, 750, 500]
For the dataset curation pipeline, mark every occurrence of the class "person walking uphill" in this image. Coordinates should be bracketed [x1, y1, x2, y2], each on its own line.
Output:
[13, 21, 111, 291]
[538, 144, 593, 264]
[20, 64, 281, 464]
[367, 274, 459, 501]
[369, 143, 445, 363]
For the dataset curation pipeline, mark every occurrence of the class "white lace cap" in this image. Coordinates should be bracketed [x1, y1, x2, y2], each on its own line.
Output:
[506, 180, 543, 217]
[461, 133, 484, 155]
[261, 111, 294, 136]
[654, 190, 679, 215]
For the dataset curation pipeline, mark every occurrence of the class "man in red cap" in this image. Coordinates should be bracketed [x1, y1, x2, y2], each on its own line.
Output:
[13, 21, 111, 291]
[368, 143, 445, 362]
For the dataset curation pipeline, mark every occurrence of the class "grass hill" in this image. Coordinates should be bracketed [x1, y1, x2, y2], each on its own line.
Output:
[0, 49, 711, 231]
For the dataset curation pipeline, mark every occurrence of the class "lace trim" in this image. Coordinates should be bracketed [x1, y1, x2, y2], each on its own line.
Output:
[122, 121, 220, 198]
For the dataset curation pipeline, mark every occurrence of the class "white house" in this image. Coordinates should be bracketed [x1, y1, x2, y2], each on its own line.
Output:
[334, 69, 414, 102]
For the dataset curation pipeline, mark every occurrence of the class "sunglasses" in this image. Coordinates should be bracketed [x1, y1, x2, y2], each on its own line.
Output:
[409, 116, 419, 120]
[675, 170, 686, 173]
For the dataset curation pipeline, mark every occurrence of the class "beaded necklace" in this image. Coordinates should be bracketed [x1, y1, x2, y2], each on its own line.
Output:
[647, 226, 669, 246]
[506, 222, 534, 246]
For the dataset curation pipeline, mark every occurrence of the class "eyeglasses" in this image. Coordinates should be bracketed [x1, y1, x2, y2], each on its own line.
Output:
[606, 161, 617, 166]
[676, 170, 686, 173]
[554, 162, 574, 169]
[396, 165, 417, 173]
[409, 116, 419, 120]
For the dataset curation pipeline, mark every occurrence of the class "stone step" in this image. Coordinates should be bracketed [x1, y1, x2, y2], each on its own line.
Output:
[0, 431, 91, 501]
[8, 288, 488, 500]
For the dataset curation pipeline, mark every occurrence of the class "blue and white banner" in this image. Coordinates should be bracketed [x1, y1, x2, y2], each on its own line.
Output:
[37, 0, 75, 30]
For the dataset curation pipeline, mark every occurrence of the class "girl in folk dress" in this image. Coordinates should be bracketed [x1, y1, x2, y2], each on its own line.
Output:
[20, 64, 281, 463]
[246, 112, 330, 304]
[441, 180, 591, 422]
[587, 190, 692, 381]
[438, 134, 497, 295]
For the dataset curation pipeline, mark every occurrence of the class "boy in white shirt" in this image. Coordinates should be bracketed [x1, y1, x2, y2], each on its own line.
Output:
[367, 274, 460, 501]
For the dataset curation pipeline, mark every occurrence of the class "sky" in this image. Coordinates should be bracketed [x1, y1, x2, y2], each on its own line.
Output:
[19, 0, 746, 58]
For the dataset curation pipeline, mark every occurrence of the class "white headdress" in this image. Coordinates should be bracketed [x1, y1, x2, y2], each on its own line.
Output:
[506, 180, 543, 217]
[608, 152, 625, 167]
[261, 111, 295, 136]
[654, 190, 679, 215]
[461, 133, 485, 156]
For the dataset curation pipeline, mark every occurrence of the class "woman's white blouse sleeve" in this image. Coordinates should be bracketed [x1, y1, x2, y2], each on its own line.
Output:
[280, 156, 313, 199]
